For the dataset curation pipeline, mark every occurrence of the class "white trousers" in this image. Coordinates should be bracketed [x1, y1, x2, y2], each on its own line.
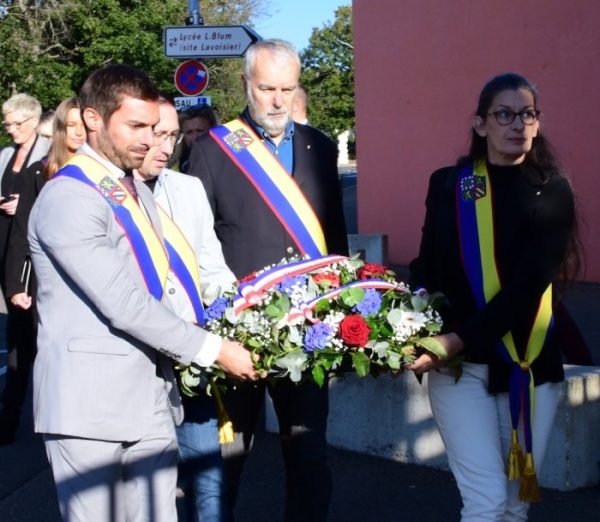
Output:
[44, 378, 178, 522]
[428, 362, 559, 522]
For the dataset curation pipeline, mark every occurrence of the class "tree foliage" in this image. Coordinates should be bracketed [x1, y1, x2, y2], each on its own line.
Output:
[0, 0, 269, 145]
[300, 5, 354, 138]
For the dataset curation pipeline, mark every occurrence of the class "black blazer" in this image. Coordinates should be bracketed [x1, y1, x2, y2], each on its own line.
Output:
[188, 115, 349, 279]
[4, 160, 46, 298]
[410, 163, 573, 392]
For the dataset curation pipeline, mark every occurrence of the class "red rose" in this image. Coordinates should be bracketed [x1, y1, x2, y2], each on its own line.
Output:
[357, 263, 388, 280]
[339, 315, 371, 347]
[312, 272, 341, 288]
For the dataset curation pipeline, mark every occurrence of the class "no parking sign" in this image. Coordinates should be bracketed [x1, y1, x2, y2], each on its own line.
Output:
[174, 60, 209, 96]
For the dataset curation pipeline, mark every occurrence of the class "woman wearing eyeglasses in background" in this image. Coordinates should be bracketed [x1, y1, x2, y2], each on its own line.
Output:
[408, 73, 580, 521]
[176, 104, 220, 173]
[0, 96, 84, 445]
[0, 93, 51, 445]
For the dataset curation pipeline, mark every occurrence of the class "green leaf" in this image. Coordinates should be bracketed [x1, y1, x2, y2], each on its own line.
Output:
[246, 338, 262, 349]
[411, 295, 428, 312]
[351, 351, 371, 377]
[341, 287, 365, 306]
[386, 352, 401, 371]
[415, 337, 448, 361]
[312, 365, 325, 387]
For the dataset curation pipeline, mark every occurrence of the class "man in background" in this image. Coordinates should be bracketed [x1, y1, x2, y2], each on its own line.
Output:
[134, 93, 234, 522]
[188, 39, 348, 522]
[292, 83, 310, 125]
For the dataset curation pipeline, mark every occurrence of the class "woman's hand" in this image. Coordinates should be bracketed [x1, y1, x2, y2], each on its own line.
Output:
[408, 332, 464, 376]
[10, 292, 32, 310]
[0, 194, 19, 215]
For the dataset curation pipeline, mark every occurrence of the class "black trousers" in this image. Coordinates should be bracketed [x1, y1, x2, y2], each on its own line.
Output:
[0, 303, 37, 414]
[221, 377, 332, 522]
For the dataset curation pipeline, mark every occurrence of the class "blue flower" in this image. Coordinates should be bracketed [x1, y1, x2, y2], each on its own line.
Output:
[205, 297, 229, 321]
[275, 275, 308, 296]
[353, 289, 382, 316]
[303, 322, 334, 352]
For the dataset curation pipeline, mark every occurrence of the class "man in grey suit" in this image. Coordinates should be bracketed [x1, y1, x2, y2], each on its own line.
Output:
[133, 93, 234, 522]
[28, 64, 256, 522]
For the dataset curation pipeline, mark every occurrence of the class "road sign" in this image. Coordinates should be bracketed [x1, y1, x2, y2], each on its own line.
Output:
[174, 96, 212, 111]
[174, 60, 209, 96]
[164, 25, 260, 59]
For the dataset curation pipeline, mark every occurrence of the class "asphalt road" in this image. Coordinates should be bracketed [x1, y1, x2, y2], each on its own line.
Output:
[1, 377, 599, 522]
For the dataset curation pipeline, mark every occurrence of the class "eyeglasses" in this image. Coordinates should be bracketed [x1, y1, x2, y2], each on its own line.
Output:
[486, 109, 540, 126]
[2, 116, 33, 131]
[153, 131, 183, 146]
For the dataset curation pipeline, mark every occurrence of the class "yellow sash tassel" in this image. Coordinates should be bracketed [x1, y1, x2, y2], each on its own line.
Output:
[507, 429, 524, 480]
[212, 383, 235, 444]
[519, 452, 542, 502]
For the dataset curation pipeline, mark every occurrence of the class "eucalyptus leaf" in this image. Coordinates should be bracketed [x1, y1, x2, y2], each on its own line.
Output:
[340, 287, 364, 306]
[265, 304, 285, 320]
[387, 308, 404, 326]
[225, 307, 239, 324]
[411, 295, 428, 313]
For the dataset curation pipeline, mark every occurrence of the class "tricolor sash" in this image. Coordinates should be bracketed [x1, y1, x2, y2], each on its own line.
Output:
[56, 156, 204, 324]
[210, 119, 327, 258]
[456, 158, 552, 501]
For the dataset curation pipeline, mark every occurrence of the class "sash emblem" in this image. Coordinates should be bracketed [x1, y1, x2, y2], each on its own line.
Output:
[460, 174, 487, 201]
[224, 128, 254, 153]
[98, 176, 126, 206]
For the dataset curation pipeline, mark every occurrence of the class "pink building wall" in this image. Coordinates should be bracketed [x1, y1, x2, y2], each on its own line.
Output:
[353, 0, 600, 282]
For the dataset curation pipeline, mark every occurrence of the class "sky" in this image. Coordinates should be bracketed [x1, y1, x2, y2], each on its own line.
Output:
[253, 0, 351, 52]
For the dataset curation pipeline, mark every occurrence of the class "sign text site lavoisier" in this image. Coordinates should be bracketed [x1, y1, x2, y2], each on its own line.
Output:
[164, 25, 259, 59]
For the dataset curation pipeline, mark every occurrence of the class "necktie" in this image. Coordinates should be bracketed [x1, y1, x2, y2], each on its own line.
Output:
[120, 174, 138, 201]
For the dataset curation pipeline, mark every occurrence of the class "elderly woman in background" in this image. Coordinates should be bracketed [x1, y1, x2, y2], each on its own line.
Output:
[176, 104, 220, 173]
[409, 73, 579, 521]
[0, 95, 61, 445]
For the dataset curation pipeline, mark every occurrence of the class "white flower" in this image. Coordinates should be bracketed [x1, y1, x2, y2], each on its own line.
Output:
[399, 311, 428, 329]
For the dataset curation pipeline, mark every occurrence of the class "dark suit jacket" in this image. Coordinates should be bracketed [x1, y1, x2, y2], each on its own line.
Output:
[5, 159, 46, 298]
[188, 116, 349, 279]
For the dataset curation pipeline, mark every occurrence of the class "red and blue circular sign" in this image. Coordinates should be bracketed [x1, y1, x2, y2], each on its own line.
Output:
[174, 60, 209, 96]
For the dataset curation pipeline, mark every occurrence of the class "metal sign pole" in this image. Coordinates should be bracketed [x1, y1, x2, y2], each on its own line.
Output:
[187, 0, 203, 26]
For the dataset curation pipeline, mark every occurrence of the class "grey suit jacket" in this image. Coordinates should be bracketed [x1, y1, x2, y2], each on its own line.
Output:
[29, 148, 217, 442]
[155, 168, 236, 316]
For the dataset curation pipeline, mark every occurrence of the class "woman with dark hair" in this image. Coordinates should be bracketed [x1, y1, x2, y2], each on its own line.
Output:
[0, 97, 85, 444]
[409, 73, 579, 521]
[176, 104, 220, 173]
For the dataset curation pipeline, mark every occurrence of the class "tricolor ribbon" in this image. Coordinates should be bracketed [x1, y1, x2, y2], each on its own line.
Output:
[284, 279, 409, 324]
[233, 255, 348, 315]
